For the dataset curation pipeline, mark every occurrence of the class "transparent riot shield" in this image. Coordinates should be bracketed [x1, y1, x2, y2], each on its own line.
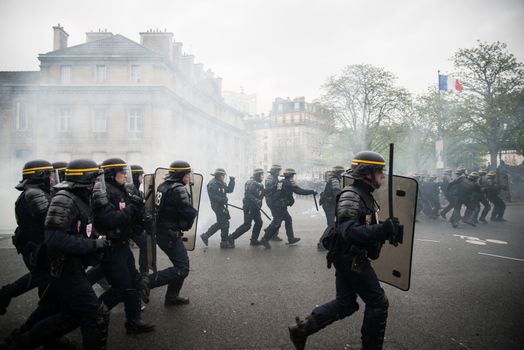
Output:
[143, 173, 157, 276]
[154, 168, 203, 251]
[342, 174, 418, 291]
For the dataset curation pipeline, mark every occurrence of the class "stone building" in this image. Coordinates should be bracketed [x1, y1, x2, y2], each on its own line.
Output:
[245, 97, 334, 179]
[0, 25, 248, 179]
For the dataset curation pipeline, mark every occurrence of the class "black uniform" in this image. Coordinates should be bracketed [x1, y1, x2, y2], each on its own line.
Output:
[447, 175, 468, 227]
[149, 177, 197, 304]
[439, 173, 454, 218]
[8, 187, 110, 350]
[94, 180, 152, 332]
[228, 177, 265, 245]
[424, 178, 441, 218]
[0, 182, 51, 314]
[476, 175, 491, 222]
[318, 172, 342, 247]
[202, 177, 235, 244]
[261, 176, 315, 245]
[289, 180, 391, 350]
[264, 172, 283, 240]
[463, 178, 482, 224]
[484, 177, 506, 221]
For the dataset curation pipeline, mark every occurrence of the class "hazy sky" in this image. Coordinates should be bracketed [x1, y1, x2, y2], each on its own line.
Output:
[0, 0, 522, 113]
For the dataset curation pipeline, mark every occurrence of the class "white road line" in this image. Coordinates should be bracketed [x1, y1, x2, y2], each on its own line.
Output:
[478, 252, 524, 262]
[416, 239, 440, 243]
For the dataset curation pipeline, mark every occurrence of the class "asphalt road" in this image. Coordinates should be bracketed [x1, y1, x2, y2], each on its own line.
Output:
[1, 199, 523, 349]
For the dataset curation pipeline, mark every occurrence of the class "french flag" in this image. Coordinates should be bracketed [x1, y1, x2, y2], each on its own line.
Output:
[439, 74, 463, 92]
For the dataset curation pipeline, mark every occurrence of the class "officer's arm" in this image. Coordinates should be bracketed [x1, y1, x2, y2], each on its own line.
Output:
[93, 199, 135, 230]
[292, 181, 315, 196]
[25, 189, 50, 221]
[173, 187, 198, 220]
[207, 183, 224, 203]
[337, 191, 386, 244]
[44, 196, 97, 255]
[226, 178, 235, 193]
[331, 177, 342, 197]
[244, 182, 259, 205]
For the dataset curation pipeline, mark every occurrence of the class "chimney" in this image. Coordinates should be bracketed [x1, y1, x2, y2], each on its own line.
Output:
[180, 54, 195, 79]
[53, 24, 69, 51]
[86, 29, 113, 42]
[194, 63, 204, 80]
[172, 41, 183, 65]
[139, 29, 174, 59]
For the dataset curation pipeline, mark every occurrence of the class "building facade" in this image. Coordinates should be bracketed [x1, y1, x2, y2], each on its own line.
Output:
[0, 26, 248, 179]
[245, 97, 334, 179]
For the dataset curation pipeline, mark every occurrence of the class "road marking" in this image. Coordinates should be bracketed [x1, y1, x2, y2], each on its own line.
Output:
[416, 239, 440, 243]
[466, 240, 487, 245]
[478, 252, 524, 262]
[485, 239, 508, 245]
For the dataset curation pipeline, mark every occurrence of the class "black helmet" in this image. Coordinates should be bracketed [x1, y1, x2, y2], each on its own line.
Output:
[53, 161, 68, 182]
[168, 160, 192, 180]
[131, 164, 144, 188]
[331, 165, 345, 174]
[350, 151, 386, 189]
[269, 164, 282, 175]
[101, 158, 129, 182]
[211, 168, 227, 177]
[468, 172, 479, 181]
[282, 168, 296, 177]
[17, 160, 54, 189]
[253, 168, 264, 181]
[455, 167, 466, 176]
[64, 159, 102, 186]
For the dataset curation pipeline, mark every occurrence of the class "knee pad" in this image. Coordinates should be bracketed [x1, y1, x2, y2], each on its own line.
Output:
[177, 267, 189, 279]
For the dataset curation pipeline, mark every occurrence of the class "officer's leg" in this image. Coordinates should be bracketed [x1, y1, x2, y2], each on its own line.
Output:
[218, 211, 231, 248]
[161, 236, 190, 305]
[200, 208, 222, 246]
[353, 263, 388, 350]
[229, 208, 252, 242]
[261, 208, 285, 248]
[479, 197, 491, 222]
[0, 273, 33, 314]
[284, 208, 300, 244]
[289, 256, 359, 349]
[450, 200, 462, 227]
[250, 209, 263, 244]
[318, 206, 335, 250]
[131, 231, 149, 275]
[268, 205, 283, 241]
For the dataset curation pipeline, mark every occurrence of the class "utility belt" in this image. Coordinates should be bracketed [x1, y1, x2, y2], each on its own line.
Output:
[49, 255, 84, 278]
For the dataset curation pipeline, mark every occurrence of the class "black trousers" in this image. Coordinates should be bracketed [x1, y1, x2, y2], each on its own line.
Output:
[229, 204, 263, 242]
[319, 204, 336, 243]
[263, 205, 294, 241]
[149, 233, 189, 301]
[204, 205, 230, 241]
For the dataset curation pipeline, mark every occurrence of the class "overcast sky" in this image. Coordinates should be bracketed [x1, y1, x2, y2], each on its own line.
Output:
[0, 0, 522, 113]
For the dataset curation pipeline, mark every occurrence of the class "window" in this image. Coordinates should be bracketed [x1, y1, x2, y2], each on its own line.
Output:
[131, 65, 141, 83]
[294, 102, 300, 111]
[278, 104, 283, 112]
[92, 109, 107, 132]
[60, 65, 71, 84]
[57, 108, 71, 132]
[128, 108, 143, 132]
[15, 102, 31, 131]
[96, 65, 107, 83]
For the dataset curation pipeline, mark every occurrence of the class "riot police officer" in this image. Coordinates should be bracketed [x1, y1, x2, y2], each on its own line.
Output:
[264, 165, 284, 241]
[288, 151, 401, 350]
[318, 166, 344, 251]
[485, 172, 506, 221]
[227, 168, 265, 247]
[3, 159, 111, 350]
[439, 168, 453, 219]
[260, 168, 317, 249]
[94, 158, 154, 334]
[52, 161, 67, 183]
[476, 169, 491, 223]
[200, 168, 235, 248]
[0, 160, 54, 315]
[149, 161, 198, 305]
[463, 172, 482, 225]
[425, 175, 441, 218]
[447, 167, 468, 228]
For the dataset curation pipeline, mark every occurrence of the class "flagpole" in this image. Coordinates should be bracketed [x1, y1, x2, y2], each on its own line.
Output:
[437, 70, 445, 169]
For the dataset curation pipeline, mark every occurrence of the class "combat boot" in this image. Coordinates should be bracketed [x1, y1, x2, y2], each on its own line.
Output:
[200, 233, 209, 246]
[125, 318, 155, 334]
[250, 239, 261, 246]
[479, 217, 488, 223]
[165, 296, 190, 306]
[288, 237, 301, 245]
[288, 316, 320, 350]
[270, 235, 283, 242]
[261, 238, 271, 249]
[220, 240, 234, 249]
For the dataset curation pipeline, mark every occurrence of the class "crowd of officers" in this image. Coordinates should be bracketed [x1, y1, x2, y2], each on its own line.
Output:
[0, 158, 197, 349]
[414, 167, 507, 228]
[0, 154, 509, 350]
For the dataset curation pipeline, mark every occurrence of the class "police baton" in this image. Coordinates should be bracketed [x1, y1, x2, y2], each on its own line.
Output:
[388, 143, 403, 246]
[227, 203, 272, 221]
[313, 193, 319, 211]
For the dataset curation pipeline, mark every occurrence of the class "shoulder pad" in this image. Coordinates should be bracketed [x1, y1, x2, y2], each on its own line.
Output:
[25, 188, 50, 215]
[45, 191, 76, 230]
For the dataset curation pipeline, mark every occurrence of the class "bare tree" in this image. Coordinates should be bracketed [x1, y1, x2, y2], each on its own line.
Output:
[321, 64, 411, 152]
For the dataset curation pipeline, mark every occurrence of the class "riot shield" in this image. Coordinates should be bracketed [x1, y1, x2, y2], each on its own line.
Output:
[154, 168, 203, 251]
[143, 173, 157, 276]
[342, 174, 418, 291]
